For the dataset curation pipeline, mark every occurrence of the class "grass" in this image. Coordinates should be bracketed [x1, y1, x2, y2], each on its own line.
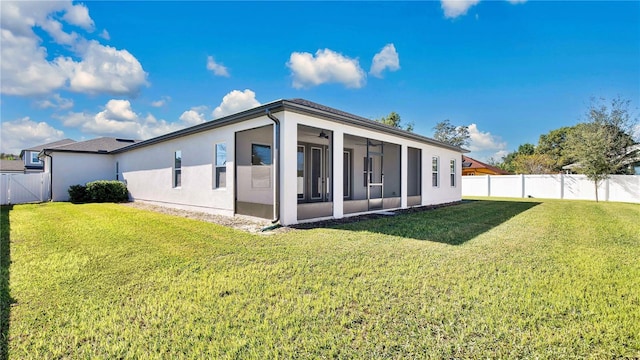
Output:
[1, 198, 639, 359]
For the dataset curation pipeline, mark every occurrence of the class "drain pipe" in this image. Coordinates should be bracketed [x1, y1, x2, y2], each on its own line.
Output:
[265, 109, 280, 225]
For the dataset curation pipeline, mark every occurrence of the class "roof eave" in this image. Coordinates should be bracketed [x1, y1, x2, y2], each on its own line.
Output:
[282, 100, 467, 153]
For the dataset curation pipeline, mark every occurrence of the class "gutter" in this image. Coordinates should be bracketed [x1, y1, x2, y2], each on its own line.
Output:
[265, 109, 281, 225]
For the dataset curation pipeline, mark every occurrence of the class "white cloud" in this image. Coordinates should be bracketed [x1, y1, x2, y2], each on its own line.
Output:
[36, 93, 74, 110]
[467, 123, 508, 160]
[0, 29, 68, 95]
[206, 56, 230, 77]
[99, 29, 110, 40]
[212, 89, 261, 119]
[370, 44, 400, 78]
[151, 96, 171, 107]
[0, 1, 147, 96]
[59, 40, 148, 96]
[56, 99, 207, 140]
[62, 3, 94, 31]
[179, 108, 207, 126]
[440, 0, 525, 18]
[441, 0, 481, 18]
[0, 116, 65, 154]
[287, 49, 366, 89]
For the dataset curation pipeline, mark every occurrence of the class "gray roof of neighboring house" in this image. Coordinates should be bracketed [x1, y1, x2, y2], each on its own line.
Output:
[41, 137, 140, 154]
[0, 159, 25, 172]
[112, 98, 468, 154]
[20, 138, 76, 157]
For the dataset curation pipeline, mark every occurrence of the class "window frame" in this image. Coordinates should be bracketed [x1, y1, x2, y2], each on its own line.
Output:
[214, 143, 227, 189]
[251, 143, 272, 166]
[30, 151, 41, 165]
[173, 150, 182, 188]
[450, 159, 456, 187]
[432, 156, 439, 187]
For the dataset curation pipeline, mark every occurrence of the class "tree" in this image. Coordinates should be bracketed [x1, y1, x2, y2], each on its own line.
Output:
[511, 153, 555, 174]
[500, 143, 536, 173]
[0, 153, 18, 160]
[432, 119, 470, 147]
[566, 96, 638, 202]
[536, 126, 576, 171]
[375, 112, 414, 132]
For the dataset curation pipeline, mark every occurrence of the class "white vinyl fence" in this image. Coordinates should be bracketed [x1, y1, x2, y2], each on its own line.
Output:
[0, 173, 51, 205]
[462, 174, 640, 203]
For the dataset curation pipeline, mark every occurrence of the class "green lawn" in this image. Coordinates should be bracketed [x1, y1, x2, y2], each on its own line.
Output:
[1, 199, 639, 359]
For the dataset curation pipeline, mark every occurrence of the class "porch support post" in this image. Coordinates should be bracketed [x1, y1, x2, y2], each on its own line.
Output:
[279, 114, 298, 226]
[421, 148, 430, 206]
[401, 144, 408, 208]
[332, 129, 344, 219]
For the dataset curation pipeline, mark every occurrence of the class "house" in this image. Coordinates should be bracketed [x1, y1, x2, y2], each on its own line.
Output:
[41, 99, 467, 226]
[562, 144, 640, 175]
[20, 139, 76, 173]
[41, 137, 140, 201]
[462, 155, 510, 176]
[0, 159, 26, 174]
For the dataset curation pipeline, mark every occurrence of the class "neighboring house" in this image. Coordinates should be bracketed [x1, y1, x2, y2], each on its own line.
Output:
[42, 98, 467, 226]
[462, 155, 511, 176]
[20, 139, 76, 173]
[41, 137, 140, 201]
[0, 159, 26, 174]
[562, 144, 640, 175]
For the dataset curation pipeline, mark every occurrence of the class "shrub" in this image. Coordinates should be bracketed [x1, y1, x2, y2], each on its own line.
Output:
[68, 184, 90, 203]
[85, 180, 129, 203]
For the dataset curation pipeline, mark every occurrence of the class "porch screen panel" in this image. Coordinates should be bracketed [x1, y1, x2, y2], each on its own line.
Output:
[311, 147, 322, 199]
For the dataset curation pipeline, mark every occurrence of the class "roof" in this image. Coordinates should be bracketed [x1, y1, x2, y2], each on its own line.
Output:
[42, 137, 140, 154]
[20, 138, 76, 157]
[113, 98, 468, 154]
[0, 159, 25, 172]
[462, 155, 511, 175]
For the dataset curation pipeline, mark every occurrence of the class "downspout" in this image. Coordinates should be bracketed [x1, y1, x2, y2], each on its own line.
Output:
[265, 109, 281, 225]
[43, 150, 53, 201]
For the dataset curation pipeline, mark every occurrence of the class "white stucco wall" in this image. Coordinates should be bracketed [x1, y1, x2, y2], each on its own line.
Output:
[116, 116, 273, 216]
[49, 152, 116, 201]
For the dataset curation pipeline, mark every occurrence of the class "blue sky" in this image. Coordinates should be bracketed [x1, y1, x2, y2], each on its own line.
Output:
[1, 1, 639, 160]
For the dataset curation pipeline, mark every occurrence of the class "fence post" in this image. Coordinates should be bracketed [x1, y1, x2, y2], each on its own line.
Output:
[487, 175, 491, 197]
[560, 173, 564, 199]
[521, 174, 525, 198]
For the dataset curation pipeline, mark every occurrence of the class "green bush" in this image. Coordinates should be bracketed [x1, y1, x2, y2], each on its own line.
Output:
[85, 180, 129, 203]
[68, 184, 90, 203]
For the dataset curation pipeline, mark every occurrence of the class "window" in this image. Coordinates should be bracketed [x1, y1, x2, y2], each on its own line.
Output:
[251, 144, 271, 188]
[297, 146, 305, 199]
[174, 150, 182, 188]
[251, 144, 272, 165]
[215, 143, 226, 188]
[116, 162, 119, 181]
[30, 151, 41, 164]
[450, 159, 456, 187]
[432, 156, 439, 187]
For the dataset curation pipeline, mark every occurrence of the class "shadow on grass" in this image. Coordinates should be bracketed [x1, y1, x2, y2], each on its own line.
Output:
[294, 200, 541, 245]
[1, 205, 12, 360]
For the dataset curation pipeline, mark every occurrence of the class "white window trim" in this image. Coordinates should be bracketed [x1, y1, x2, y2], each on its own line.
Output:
[432, 156, 439, 188]
[214, 143, 227, 190]
[450, 159, 456, 187]
[173, 150, 182, 188]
